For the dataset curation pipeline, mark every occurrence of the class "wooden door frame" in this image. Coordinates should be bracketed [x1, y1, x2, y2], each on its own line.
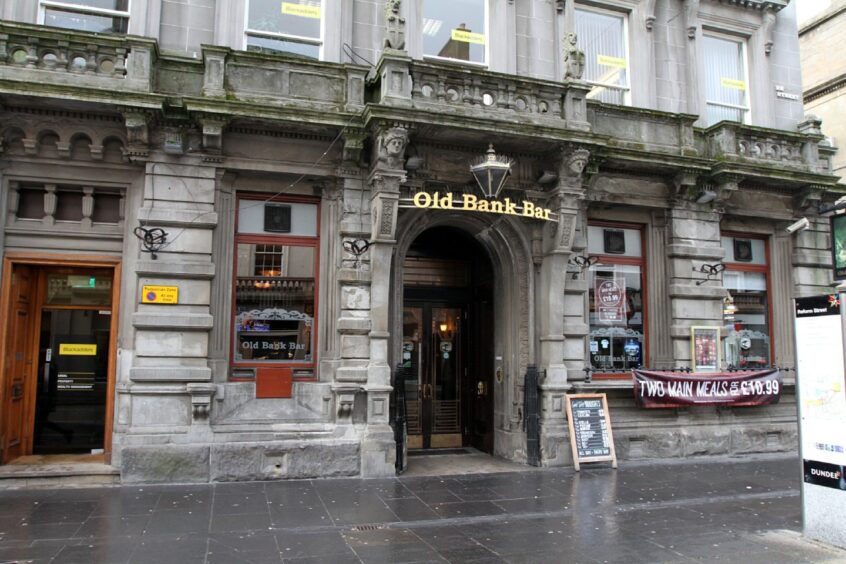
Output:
[0, 252, 121, 464]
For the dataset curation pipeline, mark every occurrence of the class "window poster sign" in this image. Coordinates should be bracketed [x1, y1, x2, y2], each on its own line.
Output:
[633, 369, 781, 408]
[795, 295, 846, 472]
[831, 214, 846, 281]
[691, 326, 720, 373]
[595, 276, 626, 323]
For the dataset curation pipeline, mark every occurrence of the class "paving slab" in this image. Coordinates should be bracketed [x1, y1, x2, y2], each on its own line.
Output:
[0, 454, 844, 563]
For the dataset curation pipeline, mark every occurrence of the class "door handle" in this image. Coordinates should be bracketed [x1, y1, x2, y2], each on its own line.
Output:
[424, 383, 433, 399]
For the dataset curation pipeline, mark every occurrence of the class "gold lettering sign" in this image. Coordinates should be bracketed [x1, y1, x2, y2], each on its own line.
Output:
[451, 29, 486, 45]
[59, 344, 97, 356]
[720, 77, 746, 90]
[281, 2, 321, 18]
[406, 192, 556, 222]
[597, 55, 626, 68]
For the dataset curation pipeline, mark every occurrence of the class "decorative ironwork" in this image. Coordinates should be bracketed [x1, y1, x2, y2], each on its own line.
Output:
[693, 262, 725, 285]
[133, 226, 168, 260]
[523, 364, 541, 467]
[568, 254, 599, 279]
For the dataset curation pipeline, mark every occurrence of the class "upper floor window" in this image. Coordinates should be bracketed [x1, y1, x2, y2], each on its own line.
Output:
[423, 0, 487, 65]
[246, 0, 322, 59]
[575, 7, 630, 105]
[587, 224, 646, 373]
[722, 234, 771, 369]
[40, 0, 129, 34]
[703, 34, 749, 126]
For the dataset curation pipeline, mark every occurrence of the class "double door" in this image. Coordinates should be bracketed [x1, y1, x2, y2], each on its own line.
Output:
[402, 301, 493, 452]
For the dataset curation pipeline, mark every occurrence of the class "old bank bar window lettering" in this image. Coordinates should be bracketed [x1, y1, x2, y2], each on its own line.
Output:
[721, 234, 772, 369]
[232, 196, 319, 375]
[587, 224, 647, 373]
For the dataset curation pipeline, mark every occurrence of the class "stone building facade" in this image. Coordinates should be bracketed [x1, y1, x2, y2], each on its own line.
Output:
[0, 0, 840, 482]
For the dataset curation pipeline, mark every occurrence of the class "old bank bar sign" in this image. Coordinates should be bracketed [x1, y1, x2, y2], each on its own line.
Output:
[400, 191, 557, 222]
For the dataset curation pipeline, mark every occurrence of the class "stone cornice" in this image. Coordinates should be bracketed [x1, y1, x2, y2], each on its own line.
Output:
[804, 72, 846, 104]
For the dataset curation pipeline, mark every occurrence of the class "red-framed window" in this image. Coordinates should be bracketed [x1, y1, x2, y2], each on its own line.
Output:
[721, 232, 773, 369]
[231, 194, 320, 382]
[586, 221, 648, 374]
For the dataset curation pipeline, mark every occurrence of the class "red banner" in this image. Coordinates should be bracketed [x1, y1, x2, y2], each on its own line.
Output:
[633, 369, 781, 408]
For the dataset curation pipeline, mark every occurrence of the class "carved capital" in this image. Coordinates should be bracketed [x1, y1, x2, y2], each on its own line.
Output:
[372, 123, 410, 171]
[342, 128, 367, 165]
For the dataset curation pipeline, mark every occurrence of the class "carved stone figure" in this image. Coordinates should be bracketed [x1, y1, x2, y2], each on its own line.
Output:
[384, 0, 406, 51]
[565, 148, 590, 177]
[376, 125, 408, 170]
[563, 33, 585, 80]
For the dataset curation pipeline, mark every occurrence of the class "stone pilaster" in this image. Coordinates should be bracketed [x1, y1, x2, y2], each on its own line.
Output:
[647, 210, 674, 368]
[539, 147, 589, 466]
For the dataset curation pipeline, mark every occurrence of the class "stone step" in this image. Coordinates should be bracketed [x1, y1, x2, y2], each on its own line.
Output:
[0, 457, 120, 489]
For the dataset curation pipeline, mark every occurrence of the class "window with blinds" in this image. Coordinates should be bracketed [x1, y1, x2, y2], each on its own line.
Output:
[246, 0, 323, 59]
[575, 7, 630, 105]
[40, 0, 129, 34]
[703, 34, 749, 126]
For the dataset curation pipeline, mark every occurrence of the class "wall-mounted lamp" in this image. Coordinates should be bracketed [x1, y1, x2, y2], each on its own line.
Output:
[693, 262, 725, 285]
[437, 319, 454, 341]
[568, 255, 599, 279]
[133, 226, 168, 260]
[470, 144, 513, 199]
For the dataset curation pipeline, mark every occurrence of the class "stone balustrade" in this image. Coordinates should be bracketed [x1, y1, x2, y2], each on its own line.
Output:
[0, 21, 155, 92]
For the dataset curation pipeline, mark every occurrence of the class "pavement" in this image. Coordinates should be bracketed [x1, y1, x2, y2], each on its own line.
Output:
[0, 454, 845, 564]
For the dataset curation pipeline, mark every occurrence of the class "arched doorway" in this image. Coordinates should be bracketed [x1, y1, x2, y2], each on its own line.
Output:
[400, 227, 495, 453]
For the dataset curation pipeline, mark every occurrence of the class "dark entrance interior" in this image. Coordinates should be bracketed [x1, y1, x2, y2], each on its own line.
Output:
[2, 265, 113, 462]
[402, 227, 494, 453]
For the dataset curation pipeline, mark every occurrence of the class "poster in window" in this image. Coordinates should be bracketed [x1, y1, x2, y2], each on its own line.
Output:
[691, 326, 720, 373]
[595, 276, 626, 323]
[831, 214, 846, 281]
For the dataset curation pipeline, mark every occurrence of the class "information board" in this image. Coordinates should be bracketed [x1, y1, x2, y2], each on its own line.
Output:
[565, 393, 617, 471]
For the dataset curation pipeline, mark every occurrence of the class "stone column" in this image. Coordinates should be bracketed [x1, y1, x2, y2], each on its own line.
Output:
[360, 124, 408, 477]
[539, 147, 589, 467]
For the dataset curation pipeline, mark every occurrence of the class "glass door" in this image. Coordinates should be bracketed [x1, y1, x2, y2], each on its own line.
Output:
[402, 304, 463, 449]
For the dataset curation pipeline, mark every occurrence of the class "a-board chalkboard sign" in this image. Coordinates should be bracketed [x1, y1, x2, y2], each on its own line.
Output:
[565, 393, 617, 471]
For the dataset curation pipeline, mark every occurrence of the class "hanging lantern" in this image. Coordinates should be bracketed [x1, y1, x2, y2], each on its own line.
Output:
[470, 144, 512, 199]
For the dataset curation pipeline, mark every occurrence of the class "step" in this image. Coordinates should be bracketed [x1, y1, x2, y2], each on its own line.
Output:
[0, 460, 120, 489]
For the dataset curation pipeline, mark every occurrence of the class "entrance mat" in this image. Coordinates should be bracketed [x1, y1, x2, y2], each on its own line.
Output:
[408, 448, 472, 457]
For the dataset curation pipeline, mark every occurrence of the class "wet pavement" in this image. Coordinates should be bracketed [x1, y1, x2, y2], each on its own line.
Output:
[0, 454, 845, 563]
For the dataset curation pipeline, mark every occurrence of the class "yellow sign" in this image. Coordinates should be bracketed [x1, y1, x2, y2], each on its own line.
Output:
[409, 192, 555, 221]
[59, 344, 97, 356]
[142, 285, 179, 304]
[597, 55, 627, 68]
[720, 77, 746, 90]
[281, 2, 321, 19]
[451, 29, 486, 45]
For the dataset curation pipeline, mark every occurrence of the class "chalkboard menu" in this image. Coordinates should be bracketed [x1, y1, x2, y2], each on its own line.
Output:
[565, 393, 617, 471]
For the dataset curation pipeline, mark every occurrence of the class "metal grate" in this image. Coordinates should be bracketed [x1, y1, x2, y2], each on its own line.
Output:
[433, 400, 459, 433]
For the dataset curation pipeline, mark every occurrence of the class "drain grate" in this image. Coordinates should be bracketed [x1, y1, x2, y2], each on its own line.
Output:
[350, 524, 385, 532]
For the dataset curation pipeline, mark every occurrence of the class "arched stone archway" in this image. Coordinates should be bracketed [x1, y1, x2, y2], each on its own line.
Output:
[390, 209, 535, 461]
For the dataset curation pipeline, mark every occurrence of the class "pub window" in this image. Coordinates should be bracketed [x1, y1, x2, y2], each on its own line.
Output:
[722, 234, 771, 369]
[575, 6, 630, 105]
[40, 0, 129, 34]
[422, 0, 487, 65]
[246, 0, 323, 59]
[587, 224, 646, 372]
[233, 196, 319, 368]
[703, 33, 750, 126]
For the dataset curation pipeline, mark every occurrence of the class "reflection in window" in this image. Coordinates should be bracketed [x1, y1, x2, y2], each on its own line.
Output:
[703, 35, 749, 126]
[423, 0, 486, 65]
[246, 0, 322, 59]
[41, 0, 129, 33]
[45, 271, 113, 306]
[575, 8, 629, 105]
[722, 235, 770, 368]
[588, 264, 644, 370]
[234, 244, 315, 362]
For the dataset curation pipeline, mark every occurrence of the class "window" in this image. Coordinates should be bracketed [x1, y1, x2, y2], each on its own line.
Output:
[575, 7, 629, 105]
[703, 34, 749, 126]
[587, 224, 646, 372]
[422, 0, 487, 65]
[246, 0, 322, 59]
[233, 196, 319, 368]
[722, 234, 771, 369]
[40, 0, 129, 34]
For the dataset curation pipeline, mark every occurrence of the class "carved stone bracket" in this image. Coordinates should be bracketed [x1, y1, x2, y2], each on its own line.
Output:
[186, 383, 216, 421]
[671, 169, 700, 202]
[645, 0, 657, 31]
[342, 128, 367, 165]
[121, 110, 152, 161]
[331, 384, 360, 423]
[684, 0, 699, 39]
[762, 7, 776, 55]
[556, 0, 564, 13]
[793, 185, 825, 214]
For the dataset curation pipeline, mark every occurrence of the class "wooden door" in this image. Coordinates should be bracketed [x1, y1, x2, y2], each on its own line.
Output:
[2, 265, 35, 463]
